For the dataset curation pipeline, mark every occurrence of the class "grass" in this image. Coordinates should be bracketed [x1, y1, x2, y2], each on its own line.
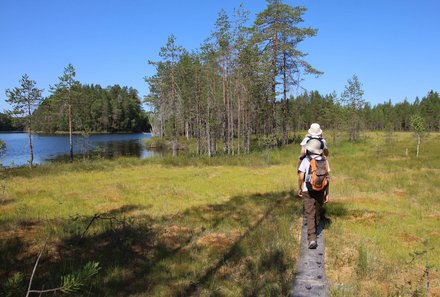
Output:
[0, 143, 301, 296]
[326, 132, 440, 297]
[1, 131, 440, 296]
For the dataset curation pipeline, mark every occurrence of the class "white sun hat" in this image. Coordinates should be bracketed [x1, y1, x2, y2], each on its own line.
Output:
[305, 138, 323, 155]
[308, 123, 323, 136]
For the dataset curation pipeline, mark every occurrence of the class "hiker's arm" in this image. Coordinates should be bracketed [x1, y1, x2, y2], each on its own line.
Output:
[322, 137, 329, 156]
[298, 171, 305, 197]
[324, 184, 330, 203]
[299, 146, 306, 159]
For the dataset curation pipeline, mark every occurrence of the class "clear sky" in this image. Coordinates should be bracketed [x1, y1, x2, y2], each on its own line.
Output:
[1, 0, 439, 112]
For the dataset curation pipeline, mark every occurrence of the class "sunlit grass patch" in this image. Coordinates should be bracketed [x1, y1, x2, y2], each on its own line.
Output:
[325, 132, 440, 296]
[2, 131, 439, 296]
[1, 145, 301, 296]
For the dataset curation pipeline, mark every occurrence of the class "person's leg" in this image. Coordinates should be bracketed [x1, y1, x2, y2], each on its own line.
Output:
[314, 192, 324, 227]
[303, 192, 317, 242]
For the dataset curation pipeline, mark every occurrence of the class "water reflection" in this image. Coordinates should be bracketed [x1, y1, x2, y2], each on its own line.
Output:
[0, 132, 158, 167]
[97, 139, 150, 158]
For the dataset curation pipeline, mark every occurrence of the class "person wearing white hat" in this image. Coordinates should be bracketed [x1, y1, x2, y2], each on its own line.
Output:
[297, 123, 329, 169]
[297, 138, 330, 249]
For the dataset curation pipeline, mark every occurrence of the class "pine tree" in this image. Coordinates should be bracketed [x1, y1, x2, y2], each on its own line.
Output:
[6, 74, 43, 167]
[340, 74, 366, 142]
[213, 9, 233, 154]
[52, 64, 80, 162]
[164, 35, 184, 156]
[410, 114, 425, 157]
[254, 0, 321, 142]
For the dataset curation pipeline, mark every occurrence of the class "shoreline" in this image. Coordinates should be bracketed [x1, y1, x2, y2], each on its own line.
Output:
[0, 131, 151, 135]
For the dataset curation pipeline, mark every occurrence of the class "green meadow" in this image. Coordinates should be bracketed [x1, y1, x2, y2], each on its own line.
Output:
[325, 132, 440, 297]
[1, 132, 439, 296]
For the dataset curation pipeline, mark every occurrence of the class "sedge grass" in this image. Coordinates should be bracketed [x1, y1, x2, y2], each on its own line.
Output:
[1, 145, 300, 296]
[326, 132, 440, 296]
[1, 131, 440, 296]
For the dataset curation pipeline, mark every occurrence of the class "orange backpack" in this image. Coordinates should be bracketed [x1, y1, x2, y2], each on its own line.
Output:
[306, 157, 329, 192]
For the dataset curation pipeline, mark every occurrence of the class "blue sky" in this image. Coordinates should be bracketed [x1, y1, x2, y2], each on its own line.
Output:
[1, 0, 439, 112]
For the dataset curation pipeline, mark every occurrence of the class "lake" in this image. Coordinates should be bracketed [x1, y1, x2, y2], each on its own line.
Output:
[0, 132, 156, 167]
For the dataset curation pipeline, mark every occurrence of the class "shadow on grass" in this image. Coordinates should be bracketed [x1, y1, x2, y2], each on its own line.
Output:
[0, 198, 14, 206]
[322, 202, 349, 229]
[1, 191, 301, 297]
[0, 237, 26, 276]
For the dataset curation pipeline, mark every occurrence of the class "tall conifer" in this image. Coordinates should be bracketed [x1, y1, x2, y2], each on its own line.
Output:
[6, 74, 43, 167]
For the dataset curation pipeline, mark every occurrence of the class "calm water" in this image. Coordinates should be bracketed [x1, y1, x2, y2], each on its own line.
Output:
[0, 132, 156, 167]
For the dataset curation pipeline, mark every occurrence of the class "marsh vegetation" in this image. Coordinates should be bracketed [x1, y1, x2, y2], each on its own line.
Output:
[1, 132, 439, 296]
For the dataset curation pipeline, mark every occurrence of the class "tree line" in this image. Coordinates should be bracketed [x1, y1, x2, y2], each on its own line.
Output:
[2, 83, 151, 133]
[0, 112, 23, 131]
[3, 71, 150, 135]
[32, 83, 149, 134]
[145, 0, 439, 156]
[3, 87, 438, 135]
[291, 88, 440, 133]
[146, 1, 322, 156]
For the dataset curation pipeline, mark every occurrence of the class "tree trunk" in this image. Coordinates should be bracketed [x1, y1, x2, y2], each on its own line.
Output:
[271, 64, 277, 135]
[160, 105, 164, 139]
[282, 49, 288, 145]
[206, 87, 212, 157]
[195, 71, 201, 155]
[271, 28, 278, 135]
[222, 60, 228, 154]
[171, 58, 178, 157]
[416, 134, 420, 157]
[68, 90, 73, 162]
[237, 91, 241, 156]
[244, 99, 250, 154]
[206, 119, 211, 157]
[28, 108, 33, 168]
[229, 84, 234, 156]
[225, 54, 232, 155]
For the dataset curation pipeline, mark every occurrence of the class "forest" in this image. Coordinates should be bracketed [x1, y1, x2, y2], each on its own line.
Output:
[2, 0, 439, 150]
[1, 88, 439, 136]
[32, 84, 150, 133]
[145, 2, 440, 156]
[1, 83, 150, 133]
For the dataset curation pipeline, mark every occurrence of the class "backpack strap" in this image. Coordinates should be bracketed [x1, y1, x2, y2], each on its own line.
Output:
[305, 136, 325, 150]
[305, 150, 323, 159]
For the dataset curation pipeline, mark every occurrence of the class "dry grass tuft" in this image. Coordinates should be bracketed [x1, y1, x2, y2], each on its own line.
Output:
[195, 231, 240, 250]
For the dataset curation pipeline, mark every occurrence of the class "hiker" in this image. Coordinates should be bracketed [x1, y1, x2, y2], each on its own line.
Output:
[298, 123, 329, 169]
[297, 138, 330, 249]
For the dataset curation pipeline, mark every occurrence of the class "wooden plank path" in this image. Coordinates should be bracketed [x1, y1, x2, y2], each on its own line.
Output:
[291, 217, 329, 297]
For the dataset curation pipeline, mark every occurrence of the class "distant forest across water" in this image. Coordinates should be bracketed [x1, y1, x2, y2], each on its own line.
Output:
[1, 88, 439, 134]
[1, 84, 151, 133]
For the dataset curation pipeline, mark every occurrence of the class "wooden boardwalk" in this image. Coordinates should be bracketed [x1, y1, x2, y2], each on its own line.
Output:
[291, 218, 328, 297]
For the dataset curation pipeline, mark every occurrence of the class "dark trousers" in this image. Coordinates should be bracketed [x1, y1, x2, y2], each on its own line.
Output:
[303, 191, 324, 241]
